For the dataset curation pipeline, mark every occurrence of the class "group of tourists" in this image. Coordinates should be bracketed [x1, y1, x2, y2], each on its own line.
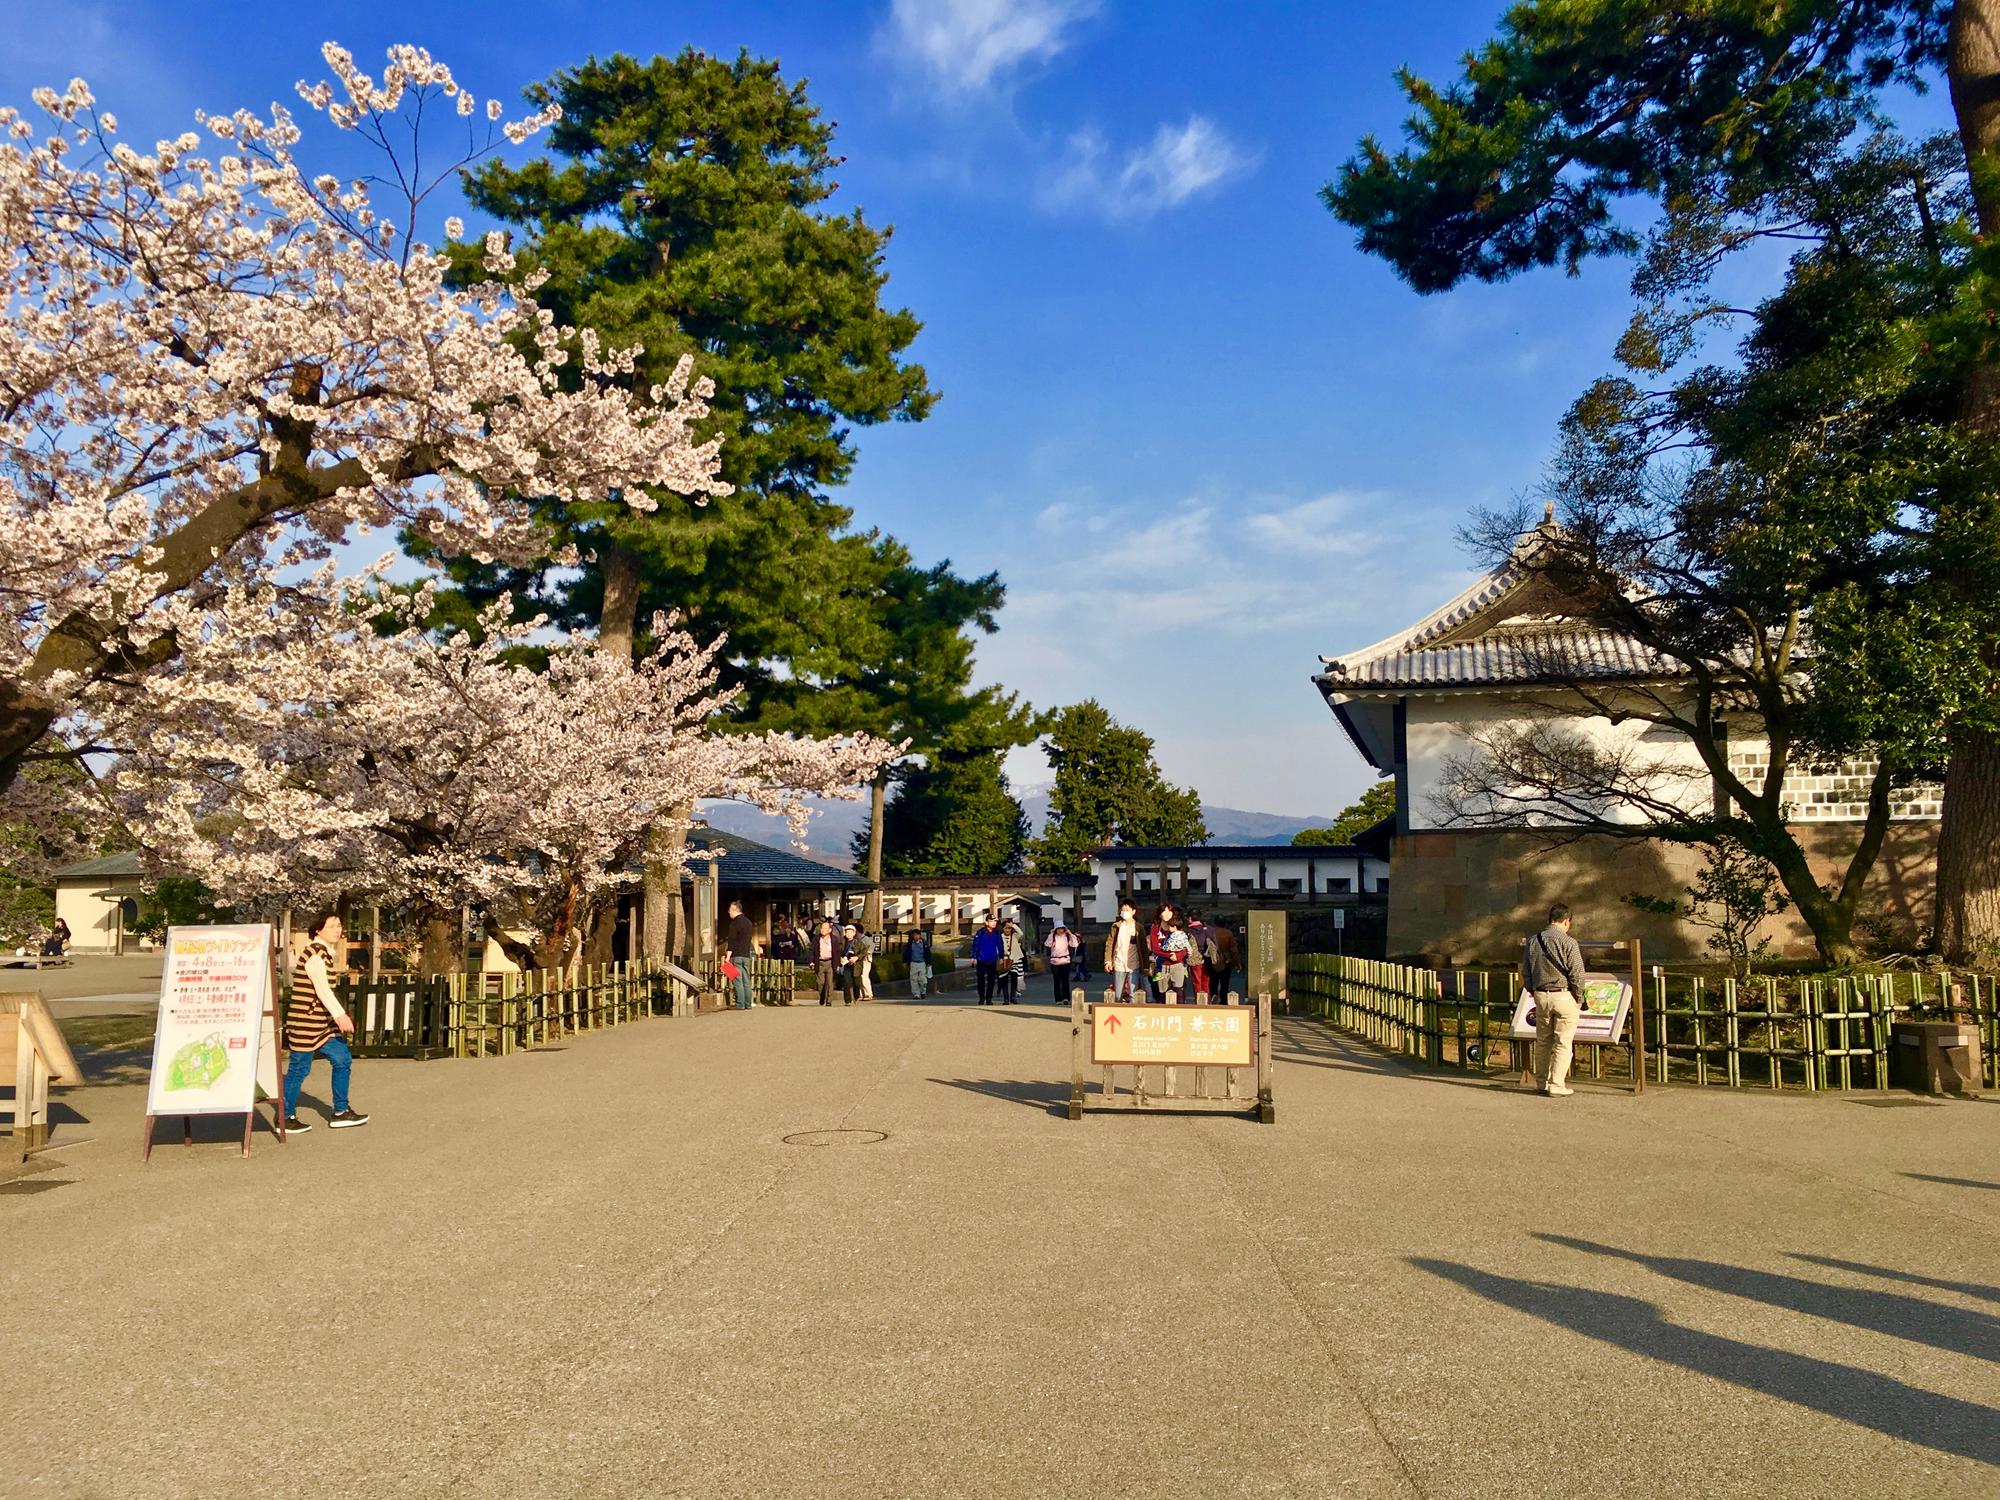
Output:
[758, 908, 881, 1006]
[726, 899, 1248, 1009]
[1096, 899, 1239, 1004]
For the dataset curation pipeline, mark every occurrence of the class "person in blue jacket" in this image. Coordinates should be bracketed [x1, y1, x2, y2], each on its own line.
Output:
[970, 913, 1005, 1005]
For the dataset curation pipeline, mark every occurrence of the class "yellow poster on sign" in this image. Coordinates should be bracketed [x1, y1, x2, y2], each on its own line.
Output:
[1090, 1003, 1252, 1067]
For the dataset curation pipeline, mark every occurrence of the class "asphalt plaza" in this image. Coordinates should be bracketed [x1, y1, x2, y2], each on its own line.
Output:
[4, 983, 1998, 1500]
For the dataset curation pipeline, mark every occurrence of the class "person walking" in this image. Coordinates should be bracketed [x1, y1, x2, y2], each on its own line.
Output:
[1185, 910, 1212, 1000]
[1145, 903, 1180, 1002]
[852, 924, 877, 1001]
[1104, 899, 1145, 1001]
[724, 900, 758, 1010]
[904, 927, 933, 1000]
[770, 917, 799, 965]
[1522, 901, 1589, 1097]
[1207, 921, 1238, 1002]
[970, 914, 1004, 1004]
[1156, 916, 1195, 1004]
[1044, 923, 1077, 1004]
[838, 922, 865, 1004]
[999, 919, 1026, 1003]
[282, 910, 369, 1131]
[813, 918, 839, 1006]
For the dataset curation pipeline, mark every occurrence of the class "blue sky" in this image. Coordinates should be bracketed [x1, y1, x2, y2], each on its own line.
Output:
[9, 1, 1692, 817]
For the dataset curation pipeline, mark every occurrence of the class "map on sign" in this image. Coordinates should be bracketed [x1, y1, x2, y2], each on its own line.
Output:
[144, 924, 279, 1118]
[1510, 972, 1633, 1044]
[1091, 1003, 1253, 1068]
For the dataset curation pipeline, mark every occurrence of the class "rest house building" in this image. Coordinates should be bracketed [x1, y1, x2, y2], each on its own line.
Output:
[1313, 518, 1939, 964]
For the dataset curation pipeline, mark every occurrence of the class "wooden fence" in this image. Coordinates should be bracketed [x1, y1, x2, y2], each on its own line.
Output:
[305, 958, 797, 1060]
[1289, 954, 1999, 1092]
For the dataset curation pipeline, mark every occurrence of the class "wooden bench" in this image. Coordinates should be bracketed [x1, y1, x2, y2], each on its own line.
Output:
[0, 954, 72, 970]
[2, 992, 84, 1161]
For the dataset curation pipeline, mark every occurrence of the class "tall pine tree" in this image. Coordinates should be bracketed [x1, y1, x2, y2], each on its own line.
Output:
[1031, 702, 1207, 874]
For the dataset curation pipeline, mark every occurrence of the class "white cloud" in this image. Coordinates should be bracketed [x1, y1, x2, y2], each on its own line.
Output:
[881, 0, 1099, 94]
[968, 487, 1455, 814]
[1243, 491, 1384, 559]
[1040, 115, 1255, 220]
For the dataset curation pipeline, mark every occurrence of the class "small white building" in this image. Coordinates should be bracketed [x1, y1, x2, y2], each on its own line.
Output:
[1083, 845, 1389, 922]
[1314, 516, 1940, 961]
[51, 851, 152, 954]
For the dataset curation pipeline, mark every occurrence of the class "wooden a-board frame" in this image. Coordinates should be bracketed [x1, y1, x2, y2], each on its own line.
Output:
[1515, 937, 1647, 1095]
[142, 929, 288, 1161]
[1069, 984, 1275, 1123]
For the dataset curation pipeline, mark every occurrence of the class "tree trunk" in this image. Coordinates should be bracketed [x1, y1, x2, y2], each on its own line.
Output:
[1756, 833, 1861, 967]
[418, 909, 461, 977]
[1938, 0, 2000, 959]
[1937, 726, 2000, 961]
[596, 542, 644, 662]
[0, 680, 57, 795]
[863, 770, 887, 931]
[642, 816, 691, 960]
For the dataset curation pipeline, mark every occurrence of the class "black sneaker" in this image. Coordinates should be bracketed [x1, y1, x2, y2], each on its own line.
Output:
[284, 1115, 312, 1133]
[328, 1109, 371, 1129]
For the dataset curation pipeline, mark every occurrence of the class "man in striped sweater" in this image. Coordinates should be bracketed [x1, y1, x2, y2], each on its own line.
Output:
[283, 910, 371, 1131]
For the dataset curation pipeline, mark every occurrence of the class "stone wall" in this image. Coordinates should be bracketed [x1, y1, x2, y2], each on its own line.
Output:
[1385, 821, 1940, 964]
[1724, 746, 1942, 823]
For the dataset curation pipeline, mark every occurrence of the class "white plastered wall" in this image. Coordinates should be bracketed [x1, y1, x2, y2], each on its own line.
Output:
[1405, 693, 1714, 831]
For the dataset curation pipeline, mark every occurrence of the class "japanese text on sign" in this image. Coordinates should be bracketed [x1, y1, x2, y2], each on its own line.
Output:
[1090, 1003, 1253, 1067]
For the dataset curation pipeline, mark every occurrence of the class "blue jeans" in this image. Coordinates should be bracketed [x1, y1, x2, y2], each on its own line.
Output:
[732, 970, 753, 1009]
[283, 1036, 352, 1115]
[1108, 970, 1141, 1001]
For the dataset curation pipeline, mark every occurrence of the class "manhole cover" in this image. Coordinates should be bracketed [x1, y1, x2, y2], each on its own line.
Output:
[782, 1128, 888, 1147]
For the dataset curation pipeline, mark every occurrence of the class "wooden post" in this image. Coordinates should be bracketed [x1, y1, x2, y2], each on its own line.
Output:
[1256, 991, 1275, 1123]
[1069, 981, 1087, 1120]
[950, 886, 962, 938]
[1630, 938, 1646, 1095]
[368, 905, 382, 980]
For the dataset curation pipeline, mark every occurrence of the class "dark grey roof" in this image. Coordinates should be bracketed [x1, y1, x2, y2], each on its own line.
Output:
[871, 871, 1094, 887]
[1317, 625, 1671, 689]
[1101, 845, 1375, 861]
[53, 850, 145, 880]
[684, 827, 872, 889]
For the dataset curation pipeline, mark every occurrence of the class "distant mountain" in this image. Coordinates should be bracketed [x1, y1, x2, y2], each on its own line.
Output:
[694, 790, 1337, 866]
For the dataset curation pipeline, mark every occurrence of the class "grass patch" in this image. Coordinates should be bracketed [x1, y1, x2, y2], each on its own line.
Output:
[58, 1013, 157, 1052]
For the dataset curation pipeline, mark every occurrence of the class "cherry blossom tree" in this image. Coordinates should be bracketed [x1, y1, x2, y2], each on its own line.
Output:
[0, 43, 729, 794]
[96, 580, 895, 974]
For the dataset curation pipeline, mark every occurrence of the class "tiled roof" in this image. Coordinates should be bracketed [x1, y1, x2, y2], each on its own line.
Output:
[1100, 845, 1375, 860]
[684, 827, 873, 889]
[53, 850, 145, 880]
[1318, 519, 1680, 692]
[1321, 625, 1672, 689]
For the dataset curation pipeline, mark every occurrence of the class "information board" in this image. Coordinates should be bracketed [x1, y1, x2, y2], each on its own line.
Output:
[1090, 1002, 1253, 1067]
[1510, 973, 1633, 1045]
[1245, 909, 1288, 1003]
[144, 924, 278, 1118]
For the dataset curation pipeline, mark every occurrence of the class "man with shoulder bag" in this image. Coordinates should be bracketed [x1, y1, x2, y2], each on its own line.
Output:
[1522, 902, 1589, 1098]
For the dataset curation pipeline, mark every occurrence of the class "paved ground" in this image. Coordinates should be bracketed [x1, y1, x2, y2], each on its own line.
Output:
[4, 981, 1998, 1500]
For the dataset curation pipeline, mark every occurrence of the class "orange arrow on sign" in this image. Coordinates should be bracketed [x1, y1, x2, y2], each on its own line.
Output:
[1103, 1013, 1122, 1034]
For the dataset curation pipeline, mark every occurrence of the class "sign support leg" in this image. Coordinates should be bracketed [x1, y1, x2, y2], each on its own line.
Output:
[140, 1114, 155, 1162]
[1068, 986, 1086, 1120]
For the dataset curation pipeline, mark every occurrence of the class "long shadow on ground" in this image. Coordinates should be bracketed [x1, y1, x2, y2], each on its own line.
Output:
[929, 1077, 1071, 1116]
[1790, 1253, 2000, 1306]
[1412, 1256, 2000, 1467]
[1539, 1234, 2000, 1364]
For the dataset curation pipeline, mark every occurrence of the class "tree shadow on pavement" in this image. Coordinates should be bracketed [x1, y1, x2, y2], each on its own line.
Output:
[1537, 1234, 2000, 1365]
[1789, 1253, 2000, 1307]
[1411, 1257, 2000, 1467]
[929, 1078, 1071, 1116]
[1902, 1172, 2000, 1191]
